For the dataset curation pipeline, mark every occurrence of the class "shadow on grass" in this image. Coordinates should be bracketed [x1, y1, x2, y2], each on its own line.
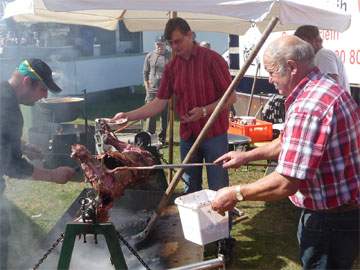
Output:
[231, 200, 301, 269]
[205, 199, 301, 270]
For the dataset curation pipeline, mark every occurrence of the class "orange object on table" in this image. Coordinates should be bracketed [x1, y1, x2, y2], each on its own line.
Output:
[228, 119, 273, 142]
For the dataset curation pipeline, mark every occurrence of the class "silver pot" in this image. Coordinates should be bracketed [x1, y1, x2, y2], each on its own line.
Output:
[37, 97, 84, 122]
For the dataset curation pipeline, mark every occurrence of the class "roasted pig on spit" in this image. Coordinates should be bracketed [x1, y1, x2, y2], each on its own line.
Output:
[71, 121, 156, 222]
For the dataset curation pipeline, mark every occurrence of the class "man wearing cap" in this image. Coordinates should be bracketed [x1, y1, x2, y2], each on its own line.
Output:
[0, 58, 75, 269]
[143, 36, 170, 144]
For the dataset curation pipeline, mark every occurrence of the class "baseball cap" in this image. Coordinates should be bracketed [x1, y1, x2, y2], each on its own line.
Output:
[155, 35, 166, 43]
[17, 58, 62, 93]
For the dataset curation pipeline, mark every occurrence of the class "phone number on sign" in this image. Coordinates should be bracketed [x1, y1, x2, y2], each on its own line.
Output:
[335, 49, 360, 65]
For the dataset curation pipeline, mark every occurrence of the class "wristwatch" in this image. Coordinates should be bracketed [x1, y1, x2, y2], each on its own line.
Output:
[235, 185, 244, 201]
[202, 106, 207, 117]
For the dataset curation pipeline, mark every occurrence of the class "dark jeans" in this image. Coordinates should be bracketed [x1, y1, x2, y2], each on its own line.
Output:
[180, 133, 229, 193]
[297, 208, 360, 270]
[180, 133, 231, 237]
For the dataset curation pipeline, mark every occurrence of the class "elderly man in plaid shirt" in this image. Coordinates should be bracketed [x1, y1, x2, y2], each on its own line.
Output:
[212, 35, 360, 270]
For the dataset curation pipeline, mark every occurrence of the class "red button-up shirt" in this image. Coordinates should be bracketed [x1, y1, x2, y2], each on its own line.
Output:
[157, 44, 231, 140]
[276, 68, 360, 210]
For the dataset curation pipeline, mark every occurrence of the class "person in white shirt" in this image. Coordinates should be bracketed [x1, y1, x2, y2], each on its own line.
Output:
[294, 25, 350, 93]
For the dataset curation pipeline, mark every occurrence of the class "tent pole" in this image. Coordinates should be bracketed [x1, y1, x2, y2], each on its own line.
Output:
[246, 62, 261, 116]
[135, 17, 280, 243]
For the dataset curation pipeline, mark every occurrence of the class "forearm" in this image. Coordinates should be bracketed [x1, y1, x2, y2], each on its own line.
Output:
[211, 171, 300, 213]
[32, 166, 74, 184]
[240, 171, 299, 201]
[243, 137, 281, 162]
[32, 167, 55, 182]
[204, 91, 236, 115]
[127, 98, 167, 120]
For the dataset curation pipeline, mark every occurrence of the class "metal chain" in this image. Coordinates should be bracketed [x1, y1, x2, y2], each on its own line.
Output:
[32, 233, 65, 270]
[32, 228, 151, 269]
[116, 230, 151, 270]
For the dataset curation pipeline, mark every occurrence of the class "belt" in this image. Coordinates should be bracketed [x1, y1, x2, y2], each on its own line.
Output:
[316, 204, 360, 214]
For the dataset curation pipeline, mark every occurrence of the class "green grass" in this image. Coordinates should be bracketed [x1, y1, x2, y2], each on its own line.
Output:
[199, 165, 301, 270]
[6, 88, 302, 269]
[5, 179, 86, 232]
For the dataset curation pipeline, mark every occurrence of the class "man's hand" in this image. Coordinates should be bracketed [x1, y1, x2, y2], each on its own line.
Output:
[111, 112, 128, 122]
[50, 166, 75, 184]
[214, 151, 248, 169]
[211, 186, 238, 215]
[22, 143, 43, 160]
[181, 107, 203, 123]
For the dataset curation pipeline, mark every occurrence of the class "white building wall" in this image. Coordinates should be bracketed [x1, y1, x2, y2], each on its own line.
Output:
[0, 53, 145, 96]
[53, 54, 145, 95]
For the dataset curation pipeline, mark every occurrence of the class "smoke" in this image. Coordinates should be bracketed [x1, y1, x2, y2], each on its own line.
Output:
[1, 191, 43, 270]
[24, 208, 162, 269]
[34, 234, 120, 270]
[0, 188, 165, 270]
[0, 5, 180, 270]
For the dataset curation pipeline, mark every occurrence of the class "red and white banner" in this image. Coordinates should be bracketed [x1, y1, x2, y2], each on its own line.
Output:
[322, 0, 360, 85]
[239, 0, 359, 85]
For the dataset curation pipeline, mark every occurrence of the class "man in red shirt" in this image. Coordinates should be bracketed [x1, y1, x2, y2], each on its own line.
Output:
[111, 17, 236, 259]
[211, 35, 360, 269]
[112, 17, 236, 193]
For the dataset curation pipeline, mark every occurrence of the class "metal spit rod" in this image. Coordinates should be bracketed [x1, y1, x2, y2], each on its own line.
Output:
[112, 162, 275, 171]
[118, 163, 217, 170]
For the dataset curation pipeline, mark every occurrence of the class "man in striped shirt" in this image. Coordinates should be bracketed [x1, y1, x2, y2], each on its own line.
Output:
[212, 35, 360, 269]
[112, 17, 236, 194]
[111, 17, 237, 261]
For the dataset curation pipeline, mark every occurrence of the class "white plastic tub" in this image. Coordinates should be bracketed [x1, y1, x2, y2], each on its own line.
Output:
[175, 189, 229, 246]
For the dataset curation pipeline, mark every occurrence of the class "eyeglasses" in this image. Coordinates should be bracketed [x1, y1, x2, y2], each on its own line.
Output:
[166, 36, 185, 47]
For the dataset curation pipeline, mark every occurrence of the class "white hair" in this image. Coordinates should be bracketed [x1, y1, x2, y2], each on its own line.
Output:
[265, 36, 315, 75]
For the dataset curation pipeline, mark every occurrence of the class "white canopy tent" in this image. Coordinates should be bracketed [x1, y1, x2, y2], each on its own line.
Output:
[2, 0, 351, 34]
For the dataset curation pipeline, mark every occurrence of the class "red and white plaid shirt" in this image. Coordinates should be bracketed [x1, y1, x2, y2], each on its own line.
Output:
[276, 68, 360, 210]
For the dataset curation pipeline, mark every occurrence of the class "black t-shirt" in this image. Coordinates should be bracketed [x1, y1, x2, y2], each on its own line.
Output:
[0, 81, 34, 184]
